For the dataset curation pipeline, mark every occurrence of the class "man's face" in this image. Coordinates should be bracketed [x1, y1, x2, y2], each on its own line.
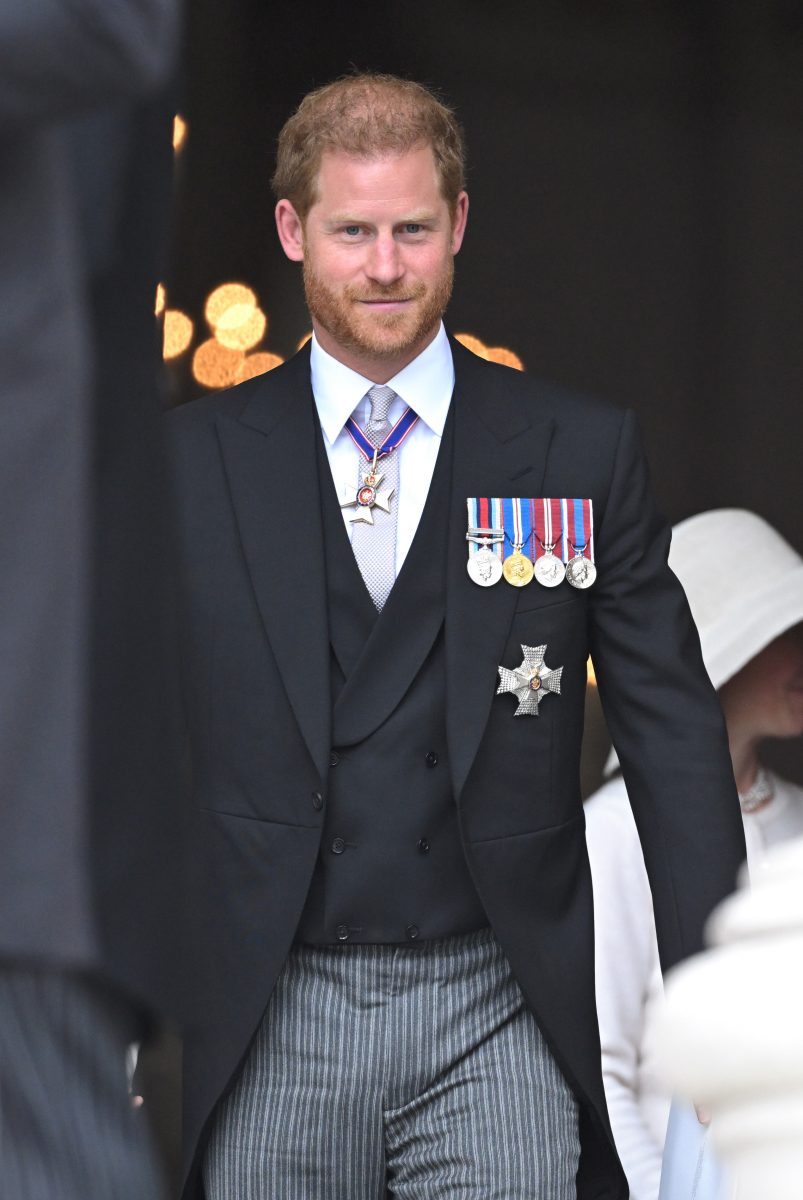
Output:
[276, 144, 468, 369]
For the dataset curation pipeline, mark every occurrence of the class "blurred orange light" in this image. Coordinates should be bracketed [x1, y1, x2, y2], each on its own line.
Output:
[587, 657, 597, 687]
[454, 333, 490, 359]
[486, 346, 524, 371]
[162, 310, 193, 360]
[155, 282, 166, 317]
[173, 115, 187, 153]
[236, 352, 285, 383]
[192, 339, 244, 389]
[297, 332, 312, 351]
[214, 305, 267, 351]
[204, 283, 258, 329]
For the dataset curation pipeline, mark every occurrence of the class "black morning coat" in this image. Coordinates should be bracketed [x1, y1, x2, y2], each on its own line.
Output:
[169, 336, 746, 1199]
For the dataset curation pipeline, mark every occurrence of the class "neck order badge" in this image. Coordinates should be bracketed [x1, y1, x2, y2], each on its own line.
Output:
[340, 406, 419, 525]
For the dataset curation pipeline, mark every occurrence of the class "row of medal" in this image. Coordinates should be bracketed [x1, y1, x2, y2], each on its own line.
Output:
[466, 497, 597, 590]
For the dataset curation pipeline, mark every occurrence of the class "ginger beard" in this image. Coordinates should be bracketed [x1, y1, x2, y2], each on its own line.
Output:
[302, 253, 455, 363]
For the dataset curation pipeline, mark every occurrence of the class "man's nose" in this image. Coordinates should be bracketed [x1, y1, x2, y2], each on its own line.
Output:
[365, 233, 403, 285]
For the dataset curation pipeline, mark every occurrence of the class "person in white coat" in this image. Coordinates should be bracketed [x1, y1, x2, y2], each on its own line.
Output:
[584, 508, 803, 1200]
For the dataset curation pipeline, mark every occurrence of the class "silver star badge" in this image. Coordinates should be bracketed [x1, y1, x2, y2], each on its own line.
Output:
[497, 643, 563, 716]
[340, 469, 395, 525]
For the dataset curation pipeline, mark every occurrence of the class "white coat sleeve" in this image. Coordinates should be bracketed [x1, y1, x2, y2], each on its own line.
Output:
[586, 784, 668, 1200]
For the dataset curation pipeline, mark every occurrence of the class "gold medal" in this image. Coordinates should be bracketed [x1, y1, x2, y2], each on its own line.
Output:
[503, 550, 534, 587]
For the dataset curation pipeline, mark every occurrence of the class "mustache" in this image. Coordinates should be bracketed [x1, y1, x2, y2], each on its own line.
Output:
[347, 282, 427, 303]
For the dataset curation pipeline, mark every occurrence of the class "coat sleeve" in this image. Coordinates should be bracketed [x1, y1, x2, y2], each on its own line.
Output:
[588, 409, 746, 971]
[0, 0, 180, 127]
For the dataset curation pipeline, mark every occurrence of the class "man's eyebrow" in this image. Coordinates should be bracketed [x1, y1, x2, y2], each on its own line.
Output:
[324, 212, 439, 225]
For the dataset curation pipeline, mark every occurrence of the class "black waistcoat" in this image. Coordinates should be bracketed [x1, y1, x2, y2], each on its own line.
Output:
[296, 409, 487, 944]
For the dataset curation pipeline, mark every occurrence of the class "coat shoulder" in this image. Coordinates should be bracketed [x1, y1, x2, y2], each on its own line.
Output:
[452, 339, 626, 444]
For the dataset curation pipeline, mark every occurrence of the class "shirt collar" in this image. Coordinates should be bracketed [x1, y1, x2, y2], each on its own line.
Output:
[310, 322, 454, 446]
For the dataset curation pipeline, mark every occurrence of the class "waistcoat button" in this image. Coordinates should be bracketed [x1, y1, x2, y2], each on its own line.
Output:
[311, 791, 324, 810]
[425, 750, 439, 767]
[406, 924, 420, 941]
[417, 838, 430, 853]
[331, 837, 346, 855]
[336, 924, 349, 941]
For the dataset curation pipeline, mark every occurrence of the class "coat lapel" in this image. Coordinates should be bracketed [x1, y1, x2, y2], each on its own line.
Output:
[214, 347, 331, 784]
[445, 340, 556, 798]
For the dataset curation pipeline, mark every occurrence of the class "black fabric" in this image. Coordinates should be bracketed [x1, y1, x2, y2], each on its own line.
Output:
[296, 408, 486, 944]
[0, 1, 187, 1022]
[170, 337, 746, 1200]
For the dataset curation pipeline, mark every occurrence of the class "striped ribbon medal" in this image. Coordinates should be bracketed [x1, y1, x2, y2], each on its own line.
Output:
[502, 497, 535, 587]
[533, 498, 566, 587]
[340, 406, 419, 525]
[563, 498, 596, 589]
[466, 497, 504, 586]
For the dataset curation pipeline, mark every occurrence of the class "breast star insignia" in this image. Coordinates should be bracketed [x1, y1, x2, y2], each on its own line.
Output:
[340, 469, 395, 525]
[497, 643, 563, 716]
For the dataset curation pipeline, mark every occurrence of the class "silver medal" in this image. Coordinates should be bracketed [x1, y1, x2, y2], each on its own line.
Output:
[467, 544, 504, 587]
[534, 549, 566, 588]
[566, 554, 596, 589]
[497, 643, 563, 716]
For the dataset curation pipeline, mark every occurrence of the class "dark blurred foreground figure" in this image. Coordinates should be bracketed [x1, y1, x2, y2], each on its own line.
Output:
[170, 75, 745, 1199]
[0, 3, 186, 1196]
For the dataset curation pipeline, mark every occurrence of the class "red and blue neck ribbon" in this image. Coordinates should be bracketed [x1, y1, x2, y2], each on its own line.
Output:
[345, 406, 419, 462]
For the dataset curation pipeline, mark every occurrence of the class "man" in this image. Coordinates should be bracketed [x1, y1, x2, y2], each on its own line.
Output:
[0, 3, 185, 1195]
[170, 74, 745, 1199]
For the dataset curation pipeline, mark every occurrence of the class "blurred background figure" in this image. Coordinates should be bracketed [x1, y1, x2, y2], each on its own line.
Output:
[584, 508, 803, 1200]
[656, 830, 803, 1200]
[0, 3, 186, 1197]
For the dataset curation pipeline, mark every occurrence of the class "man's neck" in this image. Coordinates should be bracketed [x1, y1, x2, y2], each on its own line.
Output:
[311, 322, 440, 384]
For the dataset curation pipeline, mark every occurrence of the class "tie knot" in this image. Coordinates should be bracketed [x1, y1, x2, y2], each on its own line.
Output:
[366, 384, 396, 432]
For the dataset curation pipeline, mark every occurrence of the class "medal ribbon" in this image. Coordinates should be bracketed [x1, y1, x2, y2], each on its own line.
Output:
[467, 497, 504, 561]
[563, 498, 595, 562]
[503, 497, 533, 556]
[532, 498, 565, 561]
[345, 406, 419, 462]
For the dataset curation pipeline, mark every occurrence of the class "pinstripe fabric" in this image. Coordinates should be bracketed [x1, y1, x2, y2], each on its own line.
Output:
[203, 929, 579, 1199]
[0, 968, 166, 1200]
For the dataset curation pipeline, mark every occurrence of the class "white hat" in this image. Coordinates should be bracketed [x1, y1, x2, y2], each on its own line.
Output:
[603, 509, 803, 776]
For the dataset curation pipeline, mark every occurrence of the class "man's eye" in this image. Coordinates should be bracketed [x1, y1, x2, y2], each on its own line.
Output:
[343, 225, 361, 236]
[404, 224, 423, 234]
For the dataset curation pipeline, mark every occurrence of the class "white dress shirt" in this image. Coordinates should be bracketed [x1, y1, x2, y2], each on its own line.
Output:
[310, 323, 454, 575]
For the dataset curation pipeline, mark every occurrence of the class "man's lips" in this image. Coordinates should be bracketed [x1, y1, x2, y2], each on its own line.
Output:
[358, 297, 414, 306]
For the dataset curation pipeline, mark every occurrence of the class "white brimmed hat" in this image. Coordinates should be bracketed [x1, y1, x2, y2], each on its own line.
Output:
[603, 509, 803, 776]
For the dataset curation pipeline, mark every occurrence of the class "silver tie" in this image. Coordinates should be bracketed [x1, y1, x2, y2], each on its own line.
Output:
[351, 384, 399, 610]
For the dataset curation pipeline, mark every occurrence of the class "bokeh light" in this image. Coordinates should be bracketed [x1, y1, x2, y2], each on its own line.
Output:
[297, 332, 312, 351]
[162, 310, 194, 360]
[487, 346, 524, 370]
[214, 305, 267, 351]
[173, 115, 188, 153]
[204, 283, 258, 329]
[454, 333, 490, 359]
[235, 352, 285, 383]
[192, 339, 244, 389]
[155, 283, 166, 317]
[587, 657, 597, 687]
[454, 333, 524, 370]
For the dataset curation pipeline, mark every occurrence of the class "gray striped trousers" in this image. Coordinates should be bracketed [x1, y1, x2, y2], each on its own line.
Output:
[203, 928, 579, 1198]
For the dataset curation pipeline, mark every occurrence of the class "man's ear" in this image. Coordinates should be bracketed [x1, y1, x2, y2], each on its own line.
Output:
[275, 199, 305, 262]
[450, 191, 469, 256]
